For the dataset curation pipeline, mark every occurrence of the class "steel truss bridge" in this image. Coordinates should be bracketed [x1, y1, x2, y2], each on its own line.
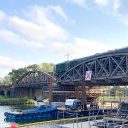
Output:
[15, 48, 128, 87]
[15, 71, 55, 88]
[59, 49, 128, 86]
[10, 48, 128, 100]
[14, 71, 55, 99]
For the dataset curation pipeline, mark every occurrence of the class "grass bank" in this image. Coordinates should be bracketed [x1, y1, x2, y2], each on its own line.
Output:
[0, 96, 35, 105]
[97, 96, 128, 103]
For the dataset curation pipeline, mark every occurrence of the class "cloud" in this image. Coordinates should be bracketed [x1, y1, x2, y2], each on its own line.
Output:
[95, 0, 109, 7]
[48, 5, 68, 21]
[113, 1, 128, 25]
[112, 0, 121, 13]
[0, 55, 31, 77]
[0, 5, 68, 50]
[0, 56, 27, 69]
[0, 10, 6, 21]
[50, 37, 109, 60]
[94, 0, 121, 9]
[0, 29, 44, 49]
[94, 0, 128, 25]
[9, 6, 68, 41]
[0, 5, 70, 76]
[66, 0, 86, 7]
[0, 4, 110, 76]
[113, 0, 128, 25]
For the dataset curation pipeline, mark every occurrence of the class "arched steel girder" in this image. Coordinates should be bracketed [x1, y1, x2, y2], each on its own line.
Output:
[58, 53, 128, 85]
[15, 71, 56, 87]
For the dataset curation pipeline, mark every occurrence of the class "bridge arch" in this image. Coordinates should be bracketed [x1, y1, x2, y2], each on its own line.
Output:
[59, 52, 128, 85]
[15, 71, 55, 99]
[16, 71, 55, 87]
[0, 90, 5, 96]
[6, 90, 11, 97]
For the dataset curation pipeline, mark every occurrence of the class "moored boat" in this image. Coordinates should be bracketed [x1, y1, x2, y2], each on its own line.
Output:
[95, 102, 128, 128]
[4, 105, 57, 121]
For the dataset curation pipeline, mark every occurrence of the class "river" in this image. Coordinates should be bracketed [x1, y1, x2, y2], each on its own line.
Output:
[0, 105, 35, 128]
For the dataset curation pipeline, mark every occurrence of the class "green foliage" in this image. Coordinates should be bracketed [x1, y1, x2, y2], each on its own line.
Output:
[8, 68, 28, 84]
[3, 75, 12, 85]
[27, 64, 40, 71]
[39, 63, 54, 72]
[0, 96, 35, 105]
[2, 63, 54, 85]
[110, 86, 122, 95]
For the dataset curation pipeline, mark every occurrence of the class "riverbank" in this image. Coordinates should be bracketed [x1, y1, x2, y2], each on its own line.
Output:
[0, 96, 35, 105]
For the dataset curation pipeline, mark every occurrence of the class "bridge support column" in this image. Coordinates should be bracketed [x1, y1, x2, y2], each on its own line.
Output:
[14, 87, 29, 98]
[4, 91, 7, 97]
[29, 88, 34, 99]
[14, 88, 20, 98]
[10, 87, 15, 98]
[34, 88, 43, 99]
[48, 77, 53, 105]
[81, 83, 87, 110]
[75, 86, 79, 99]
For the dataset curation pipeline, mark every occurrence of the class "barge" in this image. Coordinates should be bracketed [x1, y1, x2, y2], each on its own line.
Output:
[4, 99, 117, 123]
[4, 105, 57, 121]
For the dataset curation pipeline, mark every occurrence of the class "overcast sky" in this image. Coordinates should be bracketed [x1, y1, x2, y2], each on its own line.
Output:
[0, 0, 128, 77]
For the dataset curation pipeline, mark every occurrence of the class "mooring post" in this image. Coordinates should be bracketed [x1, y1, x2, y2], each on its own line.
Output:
[81, 77, 87, 110]
[75, 85, 79, 99]
[48, 77, 53, 105]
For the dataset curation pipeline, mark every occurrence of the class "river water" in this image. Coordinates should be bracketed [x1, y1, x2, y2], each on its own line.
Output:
[0, 105, 35, 128]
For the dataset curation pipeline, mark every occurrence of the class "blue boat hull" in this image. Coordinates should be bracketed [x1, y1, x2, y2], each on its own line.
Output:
[4, 105, 57, 122]
[4, 105, 117, 123]
[5, 110, 57, 120]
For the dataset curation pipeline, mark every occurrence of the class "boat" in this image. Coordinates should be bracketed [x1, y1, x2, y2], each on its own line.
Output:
[4, 105, 57, 121]
[95, 102, 128, 128]
[35, 100, 46, 107]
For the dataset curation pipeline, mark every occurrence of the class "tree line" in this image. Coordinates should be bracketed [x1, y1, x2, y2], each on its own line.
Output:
[0, 63, 54, 85]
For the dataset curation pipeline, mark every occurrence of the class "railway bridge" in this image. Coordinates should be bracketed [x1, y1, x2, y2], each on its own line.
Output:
[57, 47, 128, 86]
[1, 47, 128, 102]
[0, 85, 13, 97]
[55, 47, 128, 102]
[14, 71, 55, 101]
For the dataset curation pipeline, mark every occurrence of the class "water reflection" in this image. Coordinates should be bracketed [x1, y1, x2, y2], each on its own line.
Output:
[0, 105, 35, 128]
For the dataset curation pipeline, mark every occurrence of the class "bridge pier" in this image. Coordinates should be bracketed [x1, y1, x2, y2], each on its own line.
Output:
[14, 87, 29, 98]
[48, 77, 53, 105]
[81, 84, 87, 110]
[14, 87, 43, 99]
[34, 88, 43, 99]
[74, 83, 87, 110]
[29, 88, 34, 99]
[74, 86, 79, 99]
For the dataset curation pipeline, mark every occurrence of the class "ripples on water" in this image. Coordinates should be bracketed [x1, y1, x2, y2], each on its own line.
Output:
[0, 105, 35, 128]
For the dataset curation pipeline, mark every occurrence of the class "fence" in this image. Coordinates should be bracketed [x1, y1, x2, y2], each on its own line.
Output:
[8, 109, 116, 128]
[12, 115, 104, 128]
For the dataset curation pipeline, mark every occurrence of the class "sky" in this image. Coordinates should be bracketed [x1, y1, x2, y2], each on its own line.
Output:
[0, 0, 128, 77]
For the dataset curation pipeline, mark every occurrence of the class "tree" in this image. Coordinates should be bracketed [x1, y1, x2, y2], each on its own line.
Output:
[27, 64, 40, 71]
[3, 63, 54, 85]
[39, 63, 54, 72]
[8, 68, 28, 84]
[3, 75, 12, 85]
